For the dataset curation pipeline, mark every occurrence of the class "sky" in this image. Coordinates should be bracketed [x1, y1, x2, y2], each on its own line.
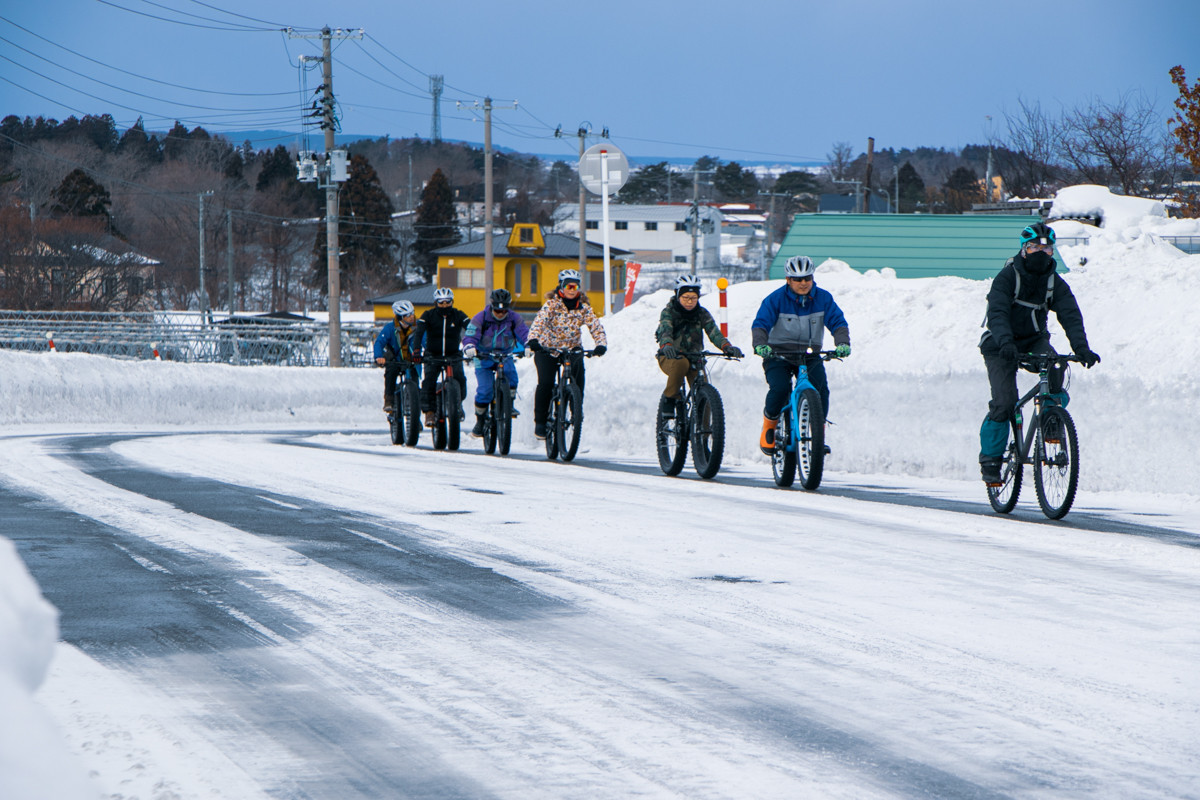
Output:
[3, 186, 1200, 798]
[0, 0, 1197, 167]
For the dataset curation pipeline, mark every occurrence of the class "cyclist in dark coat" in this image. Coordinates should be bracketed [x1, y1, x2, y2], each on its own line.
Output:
[373, 300, 420, 413]
[978, 221, 1100, 484]
[655, 274, 742, 418]
[413, 287, 470, 427]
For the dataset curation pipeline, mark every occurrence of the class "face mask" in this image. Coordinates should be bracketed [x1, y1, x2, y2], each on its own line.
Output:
[1025, 250, 1055, 273]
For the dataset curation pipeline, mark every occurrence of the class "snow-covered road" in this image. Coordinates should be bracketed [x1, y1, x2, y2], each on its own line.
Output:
[6, 428, 1198, 799]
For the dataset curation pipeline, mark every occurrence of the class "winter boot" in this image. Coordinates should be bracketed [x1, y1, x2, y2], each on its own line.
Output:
[980, 456, 1003, 486]
[658, 394, 677, 419]
[424, 410, 437, 428]
[759, 415, 779, 456]
[471, 404, 487, 437]
[534, 422, 547, 440]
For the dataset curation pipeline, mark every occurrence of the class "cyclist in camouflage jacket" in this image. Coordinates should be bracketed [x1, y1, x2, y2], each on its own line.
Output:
[654, 275, 743, 418]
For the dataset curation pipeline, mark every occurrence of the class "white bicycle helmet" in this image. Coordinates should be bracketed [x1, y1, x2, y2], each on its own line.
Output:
[784, 255, 816, 279]
[391, 300, 414, 317]
[557, 269, 581, 287]
[674, 274, 702, 296]
[433, 287, 454, 302]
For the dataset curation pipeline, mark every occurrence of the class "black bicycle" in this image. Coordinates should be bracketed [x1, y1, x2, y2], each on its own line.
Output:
[424, 355, 462, 452]
[545, 347, 594, 462]
[769, 350, 841, 490]
[987, 354, 1083, 520]
[386, 360, 421, 447]
[479, 351, 518, 456]
[655, 351, 739, 479]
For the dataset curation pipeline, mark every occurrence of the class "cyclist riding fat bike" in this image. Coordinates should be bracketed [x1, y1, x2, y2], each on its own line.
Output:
[526, 268, 607, 440]
[374, 300, 419, 413]
[413, 287, 470, 428]
[751, 255, 851, 455]
[463, 288, 530, 437]
[655, 274, 743, 418]
[978, 221, 1100, 484]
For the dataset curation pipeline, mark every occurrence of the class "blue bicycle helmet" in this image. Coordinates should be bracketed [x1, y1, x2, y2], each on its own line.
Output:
[1019, 222, 1056, 247]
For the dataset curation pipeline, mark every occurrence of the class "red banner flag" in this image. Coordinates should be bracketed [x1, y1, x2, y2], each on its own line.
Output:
[623, 262, 642, 307]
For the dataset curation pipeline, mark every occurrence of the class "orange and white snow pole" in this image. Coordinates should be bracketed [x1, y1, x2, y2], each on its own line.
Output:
[151, 341, 162, 361]
[717, 277, 729, 338]
[46, 331, 57, 352]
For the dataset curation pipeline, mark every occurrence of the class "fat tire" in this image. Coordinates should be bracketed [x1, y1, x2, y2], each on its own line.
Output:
[691, 385, 725, 479]
[497, 384, 513, 456]
[772, 410, 797, 487]
[796, 388, 825, 490]
[656, 397, 688, 476]
[544, 386, 560, 461]
[1033, 406, 1079, 519]
[432, 377, 448, 451]
[987, 425, 1023, 514]
[403, 380, 421, 447]
[389, 388, 404, 446]
[559, 384, 584, 462]
[445, 379, 461, 452]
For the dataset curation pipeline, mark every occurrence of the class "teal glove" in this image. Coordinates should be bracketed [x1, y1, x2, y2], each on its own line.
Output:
[754, 344, 773, 359]
[835, 344, 851, 358]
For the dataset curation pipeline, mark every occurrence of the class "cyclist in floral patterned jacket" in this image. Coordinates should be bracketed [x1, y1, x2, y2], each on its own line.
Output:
[525, 269, 607, 439]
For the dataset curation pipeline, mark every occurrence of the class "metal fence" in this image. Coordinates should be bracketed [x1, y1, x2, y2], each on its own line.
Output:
[1056, 235, 1200, 255]
[0, 311, 379, 367]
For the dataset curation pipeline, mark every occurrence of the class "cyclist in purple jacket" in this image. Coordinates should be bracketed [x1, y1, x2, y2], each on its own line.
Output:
[462, 289, 529, 437]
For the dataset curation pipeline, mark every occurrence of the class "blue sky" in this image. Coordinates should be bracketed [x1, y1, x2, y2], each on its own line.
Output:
[1, 0, 1197, 166]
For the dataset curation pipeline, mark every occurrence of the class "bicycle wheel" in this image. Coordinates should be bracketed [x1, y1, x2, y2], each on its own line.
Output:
[656, 397, 688, 476]
[445, 379, 461, 452]
[432, 379, 448, 451]
[987, 428, 1023, 514]
[772, 409, 796, 487]
[482, 397, 497, 454]
[496, 385, 513, 456]
[691, 385, 725, 479]
[1034, 406, 1079, 519]
[796, 388, 825, 490]
[558, 384, 583, 462]
[389, 388, 404, 446]
[402, 380, 421, 447]
[544, 386, 560, 461]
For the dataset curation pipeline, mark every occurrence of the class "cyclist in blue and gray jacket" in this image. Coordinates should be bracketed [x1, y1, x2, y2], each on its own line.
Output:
[751, 255, 851, 455]
[462, 289, 529, 437]
[373, 300, 419, 413]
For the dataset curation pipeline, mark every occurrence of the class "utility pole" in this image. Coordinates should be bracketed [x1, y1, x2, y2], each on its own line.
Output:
[226, 209, 234, 314]
[758, 191, 789, 281]
[197, 191, 212, 317]
[863, 137, 875, 213]
[689, 168, 716, 271]
[460, 97, 517, 298]
[429, 75, 444, 142]
[289, 25, 361, 366]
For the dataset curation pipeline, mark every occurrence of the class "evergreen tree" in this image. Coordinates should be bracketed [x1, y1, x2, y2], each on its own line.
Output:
[617, 161, 672, 204]
[312, 154, 398, 307]
[897, 162, 926, 213]
[942, 166, 982, 213]
[162, 121, 190, 160]
[117, 118, 162, 163]
[411, 167, 459, 281]
[713, 161, 759, 201]
[50, 168, 119, 236]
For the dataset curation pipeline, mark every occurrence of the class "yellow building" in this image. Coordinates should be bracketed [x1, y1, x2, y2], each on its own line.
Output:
[431, 223, 629, 317]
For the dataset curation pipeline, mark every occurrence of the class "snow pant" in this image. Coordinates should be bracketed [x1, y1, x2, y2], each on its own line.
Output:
[420, 358, 467, 413]
[383, 361, 418, 404]
[762, 355, 829, 420]
[533, 350, 584, 426]
[657, 354, 696, 399]
[979, 338, 1066, 459]
[474, 357, 518, 405]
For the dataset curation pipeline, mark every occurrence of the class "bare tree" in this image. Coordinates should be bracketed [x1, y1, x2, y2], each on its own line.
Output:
[826, 141, 854, 181]
[1000, 98, 1062, 198]
[1058, 93, 1171, 196]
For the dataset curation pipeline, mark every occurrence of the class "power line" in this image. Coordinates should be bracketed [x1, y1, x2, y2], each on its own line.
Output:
[94, 0, 278, 32]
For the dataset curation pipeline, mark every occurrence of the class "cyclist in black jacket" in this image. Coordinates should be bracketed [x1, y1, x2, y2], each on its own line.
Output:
[413, 287, 470, 427]
[978, 222, 1100, 484]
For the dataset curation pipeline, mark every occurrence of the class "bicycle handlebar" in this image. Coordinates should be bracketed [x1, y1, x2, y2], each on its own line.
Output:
[678, 350, 743, 360]
[772, 349, 843, 363]
[545, 346, 599, 359]
[1016, 354, 1082, 369]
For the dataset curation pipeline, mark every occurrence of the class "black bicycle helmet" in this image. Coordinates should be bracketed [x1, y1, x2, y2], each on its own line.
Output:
[490, 288, 512, 310]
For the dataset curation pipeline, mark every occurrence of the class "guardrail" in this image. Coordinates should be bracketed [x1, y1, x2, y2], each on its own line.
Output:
[1056, 235, 1200, 254]
[0, 311, 379, 367]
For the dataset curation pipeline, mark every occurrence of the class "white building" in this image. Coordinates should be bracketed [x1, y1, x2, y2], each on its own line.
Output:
[552, 204, 723, 269]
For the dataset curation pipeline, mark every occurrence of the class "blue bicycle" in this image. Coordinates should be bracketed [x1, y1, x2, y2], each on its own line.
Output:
[770, 349, 841, 489]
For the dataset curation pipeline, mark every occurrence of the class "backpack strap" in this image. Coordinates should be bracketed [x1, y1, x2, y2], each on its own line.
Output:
[1012, 266, 1054, 332]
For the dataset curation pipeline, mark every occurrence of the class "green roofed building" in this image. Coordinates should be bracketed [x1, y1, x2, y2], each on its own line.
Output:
[770, 214, 1063, 280]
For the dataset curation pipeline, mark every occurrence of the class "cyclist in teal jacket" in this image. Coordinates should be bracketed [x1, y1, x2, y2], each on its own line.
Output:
[751, 256, 850, 455]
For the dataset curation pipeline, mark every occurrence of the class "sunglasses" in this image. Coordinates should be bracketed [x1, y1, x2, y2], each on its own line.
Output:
[560, 283, 580, 291]
[1025, 242, 1054, 253]
[787, 276, 814, 283]
[436, 300, 452, 306]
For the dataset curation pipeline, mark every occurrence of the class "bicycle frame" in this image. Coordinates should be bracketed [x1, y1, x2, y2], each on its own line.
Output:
[776, 350, 835, 456]
[1008, 355, 1074, 467]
